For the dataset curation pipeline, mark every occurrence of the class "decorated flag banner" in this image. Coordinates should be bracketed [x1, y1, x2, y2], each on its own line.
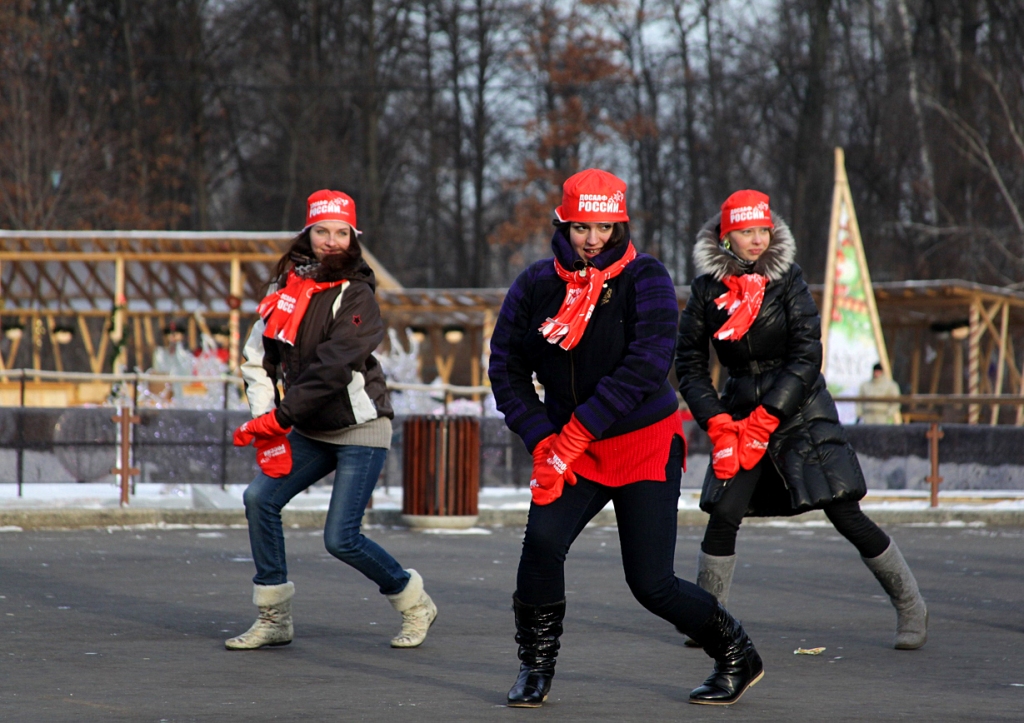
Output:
[820, 148, 891, 424]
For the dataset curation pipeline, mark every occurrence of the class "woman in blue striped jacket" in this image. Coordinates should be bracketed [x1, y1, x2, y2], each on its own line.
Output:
[488, 169, 763, 708]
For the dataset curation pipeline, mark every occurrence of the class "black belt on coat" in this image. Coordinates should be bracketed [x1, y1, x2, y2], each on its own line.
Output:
[728, 358, 783, 377]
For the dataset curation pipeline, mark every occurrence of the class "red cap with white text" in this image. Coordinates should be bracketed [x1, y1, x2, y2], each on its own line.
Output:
[719, 189, 773, 239]
[304, 189, 361, 234]
[554, 169, 629, 223]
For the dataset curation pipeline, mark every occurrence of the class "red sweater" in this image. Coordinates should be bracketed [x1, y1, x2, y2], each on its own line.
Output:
[572, 411, 686, 487]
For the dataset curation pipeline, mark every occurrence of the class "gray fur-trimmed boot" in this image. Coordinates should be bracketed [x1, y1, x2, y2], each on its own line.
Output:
[386, 569, 437, 648]
[683, 552, 737, 648]
[862, 540, 928, 650]
[225, 582, 295, 650]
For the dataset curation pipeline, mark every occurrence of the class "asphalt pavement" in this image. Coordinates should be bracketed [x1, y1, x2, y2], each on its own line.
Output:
[1, 521, 1021, 722]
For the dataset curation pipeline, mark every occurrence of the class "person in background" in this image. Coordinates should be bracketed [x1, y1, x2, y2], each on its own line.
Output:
[675, 189, 927, 651]
[489, 169, 764, 708]
[227, 189, 437, 652]
[857, 363, 903, 424]
[151, 321, 193, 400]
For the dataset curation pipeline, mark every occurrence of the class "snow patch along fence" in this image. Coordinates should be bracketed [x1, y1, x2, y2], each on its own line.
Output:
[4, 408, 1023, 497]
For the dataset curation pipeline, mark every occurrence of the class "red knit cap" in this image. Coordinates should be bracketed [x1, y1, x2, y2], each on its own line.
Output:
[304, 189, 361, 234]
[554, 168, 629, 223]
[719, 189, 773, 239]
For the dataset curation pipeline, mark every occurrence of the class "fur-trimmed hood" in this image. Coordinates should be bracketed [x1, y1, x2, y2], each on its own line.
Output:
[692, 216, 796, 281]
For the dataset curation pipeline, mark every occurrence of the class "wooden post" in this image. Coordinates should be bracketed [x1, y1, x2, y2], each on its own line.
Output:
[132, 315, 144, 371]
[46, 316, 64, 373]
[111, 256, 128, 372]
[926, 423, 944, 508]
[990, 303, 1009, 425]
[31, 316, 43, 376]
[142, 316, 156, 369]
[111, 406, 141, 506]
[967, 300, 981, 423]
[909, 329, 921, 395]
[953, 338, 963, 396]
[229, 256, 242, 372]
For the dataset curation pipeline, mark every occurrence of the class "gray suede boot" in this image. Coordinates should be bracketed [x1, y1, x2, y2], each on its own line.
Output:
[684, 552, 737, 647]
[387, 569, 437, 648]
[225, 582, 295, 650]
[862, 540, 928, 650]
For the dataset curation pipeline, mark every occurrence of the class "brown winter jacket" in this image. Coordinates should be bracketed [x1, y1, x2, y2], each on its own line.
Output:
[240, 256, 393, 432]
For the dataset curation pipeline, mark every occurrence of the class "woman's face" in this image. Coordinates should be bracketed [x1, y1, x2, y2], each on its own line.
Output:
[569, 222, 615, 261]
[310, 221, 352, 260]
[727, 227, 771, 262]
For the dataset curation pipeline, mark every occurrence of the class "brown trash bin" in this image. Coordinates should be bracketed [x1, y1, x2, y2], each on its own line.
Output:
[401, 415, 480, 529]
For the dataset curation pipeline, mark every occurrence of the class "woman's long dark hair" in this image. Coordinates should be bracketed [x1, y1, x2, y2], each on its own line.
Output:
[270, 227, 363, 289]
[272, 229, 313, 284]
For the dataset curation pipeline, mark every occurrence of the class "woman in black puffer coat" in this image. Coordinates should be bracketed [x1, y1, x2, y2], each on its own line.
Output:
[675, 189, 927, 650]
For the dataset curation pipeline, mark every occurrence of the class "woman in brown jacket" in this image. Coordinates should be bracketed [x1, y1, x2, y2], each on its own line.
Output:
[226, 190, 437, 652]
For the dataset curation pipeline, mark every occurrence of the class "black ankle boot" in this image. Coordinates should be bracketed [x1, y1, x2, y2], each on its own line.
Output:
[688, 603, 764, 706]
[506, 596, 565, 708]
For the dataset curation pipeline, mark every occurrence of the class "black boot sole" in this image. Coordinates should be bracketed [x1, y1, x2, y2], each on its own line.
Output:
[688, 669, 764, 706]
[506, 695, 548, 708]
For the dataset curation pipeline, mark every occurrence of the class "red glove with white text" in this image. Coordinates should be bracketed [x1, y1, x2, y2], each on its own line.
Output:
[529, 434, 559, 505]
[233, 410, 291, 446]
[234, 411, 294, 478]
[737, 405, 780, 470]
[548, 416, 593, 483]
[530, 417, 594, 505]
[254, 435, 293, 478]
[706, 413, 741, 480]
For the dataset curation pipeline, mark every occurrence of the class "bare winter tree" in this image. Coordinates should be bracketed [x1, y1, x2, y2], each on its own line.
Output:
[1, 0, 1021, 290]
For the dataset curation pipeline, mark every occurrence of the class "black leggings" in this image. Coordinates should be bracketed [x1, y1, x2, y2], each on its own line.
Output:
[701, 465, 890, 559]
[516, 437, 718, 638]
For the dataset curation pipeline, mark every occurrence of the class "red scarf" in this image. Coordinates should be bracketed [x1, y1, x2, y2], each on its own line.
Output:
[713, 274, 767, 341]
[539, 242, 637, 350]
[258, 271, 346, 346]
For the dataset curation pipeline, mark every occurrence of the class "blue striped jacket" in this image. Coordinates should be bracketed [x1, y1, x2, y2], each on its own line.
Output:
[488, 228, 680, 452]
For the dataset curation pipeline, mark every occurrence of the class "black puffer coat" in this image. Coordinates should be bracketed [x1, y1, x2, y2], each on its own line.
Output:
[674, 217, 866, 517]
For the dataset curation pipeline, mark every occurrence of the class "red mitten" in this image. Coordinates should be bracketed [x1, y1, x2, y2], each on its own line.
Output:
[254, 434, 292, 478]
[547, 415, 594, 487]
[550, 416, 593, 466]
[737, 405, 780, 470]
[233, 410, 291, 447]
[529, 434, 565, 505]
[706, 413, 741, 480]
[530, 468, 565, 506]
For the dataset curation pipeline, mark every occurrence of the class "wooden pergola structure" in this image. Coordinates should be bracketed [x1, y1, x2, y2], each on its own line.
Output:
[0, 231, 401, 404]
[2, 230, 1023, 423]
[855, 280, 1024, 424]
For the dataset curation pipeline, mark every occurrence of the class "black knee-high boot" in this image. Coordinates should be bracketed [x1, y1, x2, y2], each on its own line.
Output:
[506, 596, 565, 708]
[688, 603, 764, 706]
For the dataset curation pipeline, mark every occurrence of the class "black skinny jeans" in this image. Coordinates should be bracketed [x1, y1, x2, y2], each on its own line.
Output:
[701, 464, 890, 559]
[516, 437, 718, 638]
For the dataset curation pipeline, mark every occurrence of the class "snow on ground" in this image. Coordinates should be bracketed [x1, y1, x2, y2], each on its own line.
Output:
[2, 483, 1024, 512]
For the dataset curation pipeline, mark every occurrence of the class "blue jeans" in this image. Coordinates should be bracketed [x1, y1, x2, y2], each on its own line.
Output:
[243, 431, 409, 595]
[516, 436, 717, 637]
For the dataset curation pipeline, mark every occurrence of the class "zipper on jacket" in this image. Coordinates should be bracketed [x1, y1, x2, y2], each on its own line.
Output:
[569, 348, 579, 407]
